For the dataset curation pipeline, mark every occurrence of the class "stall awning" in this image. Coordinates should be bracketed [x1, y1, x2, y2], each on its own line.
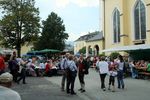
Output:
[101, 44, 150, 52]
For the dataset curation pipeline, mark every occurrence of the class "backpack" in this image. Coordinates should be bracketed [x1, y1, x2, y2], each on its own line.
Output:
[123, 62, 127, 73]
[84, 60, 90, 75]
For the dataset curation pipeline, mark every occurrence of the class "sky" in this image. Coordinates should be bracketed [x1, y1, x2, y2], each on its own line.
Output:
[35, 0, 102, 42]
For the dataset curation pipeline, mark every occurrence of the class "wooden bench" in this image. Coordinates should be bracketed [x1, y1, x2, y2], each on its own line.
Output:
[138, 72, 150, 79]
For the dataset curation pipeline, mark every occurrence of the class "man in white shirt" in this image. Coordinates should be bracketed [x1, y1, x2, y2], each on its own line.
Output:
[96, 56, 109, 91]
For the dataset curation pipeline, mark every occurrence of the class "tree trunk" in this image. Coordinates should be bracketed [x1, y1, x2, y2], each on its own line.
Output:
[17, 46, 21, 57]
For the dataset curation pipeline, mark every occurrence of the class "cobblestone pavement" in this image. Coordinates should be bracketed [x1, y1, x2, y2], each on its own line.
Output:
[12, 77, 82, 100]
[12, 69, 150, 100]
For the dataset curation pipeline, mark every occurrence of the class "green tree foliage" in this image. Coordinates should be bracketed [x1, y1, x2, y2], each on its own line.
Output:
[88, 48, 92, 54]
[34, 12, 69, 51]
[99, 53, 105, 57]
[109, 52, 120, 60]
[79, 46, 86, 54]
[0, 0, 40, 57]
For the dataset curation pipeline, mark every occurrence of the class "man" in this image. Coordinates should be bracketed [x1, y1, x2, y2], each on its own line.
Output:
[17, 58, 28, 84]
[77, 54, 87, 93]
[60, 53, 70, 91]
[0, 53, 5, 75]
[96, 56, 109, 91]
[8, 55, 19, 82]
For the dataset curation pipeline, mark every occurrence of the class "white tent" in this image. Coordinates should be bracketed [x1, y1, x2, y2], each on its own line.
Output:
[101, 44, 150, 52]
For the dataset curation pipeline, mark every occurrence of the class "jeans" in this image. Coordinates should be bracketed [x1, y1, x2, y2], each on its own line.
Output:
[17, 68, 26, 83]
[109, 76, 115, 86]
[117, 70, 124, 89]
[131, 68, 138, 78]
[11, 70, 18, 82]
[67, 73, 76, 93]
[100, 73, 107, 89]
[61, 70, 67, 90]
[78, 72, 85, 90]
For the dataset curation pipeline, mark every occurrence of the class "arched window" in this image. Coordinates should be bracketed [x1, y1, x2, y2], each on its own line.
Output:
[113, 9, 120, 43]
[134, 0, 146, 40]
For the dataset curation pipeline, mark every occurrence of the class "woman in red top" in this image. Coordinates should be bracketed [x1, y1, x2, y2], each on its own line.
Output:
[45, 60, 53, 77]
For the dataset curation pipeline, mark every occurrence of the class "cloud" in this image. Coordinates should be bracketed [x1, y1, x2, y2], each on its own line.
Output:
[67, 32, 87, 42]
[55, 0, 99, 8]
[67, 33, 79, 41]
[55, 0, 70, 8]
[71, 0, 99, 8]
[67, 30, 98, 41]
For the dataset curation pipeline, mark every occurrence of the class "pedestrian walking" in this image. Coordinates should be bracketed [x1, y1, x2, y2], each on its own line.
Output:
[108, 60, 117, 92]
[17, 58, 28, 84]
[77, 54, 87, 93]
[60, 53, 69, 91]
[96, 56, 109, 91]
[66, 55, 77, 95]
[8, 55, 19, 82]
[116, 55, 125, 89]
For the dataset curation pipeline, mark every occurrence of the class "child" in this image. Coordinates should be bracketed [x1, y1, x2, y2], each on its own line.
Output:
[108, 62, 117, 92]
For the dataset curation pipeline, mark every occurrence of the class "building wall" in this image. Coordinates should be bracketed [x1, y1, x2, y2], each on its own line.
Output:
[74, 41, 86, 54]
[21, 44, 33, 55]
[86, 40, 103, 53]
[104, 0, 150, 51]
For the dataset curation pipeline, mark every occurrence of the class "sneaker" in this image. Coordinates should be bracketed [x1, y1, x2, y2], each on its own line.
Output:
[16, 81, 19, 84]
[122, 85, 125, 89]
[67, 91, 70, 94]
[71, 92, 76, 95]
[103, 88, 106, 91]
[81, 90, 86, 93]
[61, 88, 65, 91]
[78, 88, 82, 91]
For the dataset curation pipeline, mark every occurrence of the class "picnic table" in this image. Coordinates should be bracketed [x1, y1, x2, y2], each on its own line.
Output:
[135, 67, 150, 79]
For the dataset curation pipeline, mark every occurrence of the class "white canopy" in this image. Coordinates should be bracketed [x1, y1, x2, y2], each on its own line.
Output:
[101, 44, 150, 52]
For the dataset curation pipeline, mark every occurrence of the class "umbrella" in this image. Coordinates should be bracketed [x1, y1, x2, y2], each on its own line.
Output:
[27, 50, 41, 55]
[39, 49, 61, 53]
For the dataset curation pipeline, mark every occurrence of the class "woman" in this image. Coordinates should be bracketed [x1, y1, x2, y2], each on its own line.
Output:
[45, 60, 53, 77]
[96, 56, 109, 91]
[66, 55, 77, 95]
[108, 59, 117, 92]
[117, 55, 125, 89]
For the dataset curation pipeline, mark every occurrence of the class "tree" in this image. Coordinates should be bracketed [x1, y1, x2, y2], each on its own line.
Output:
[79, 46, 86, 54]
[110, 52, 120, 60]
[34, 12, 68, 51]
[0, 0, 40, 57]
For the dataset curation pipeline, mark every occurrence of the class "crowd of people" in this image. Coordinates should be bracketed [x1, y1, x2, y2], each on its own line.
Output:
[60, 53, 90, 95]
[0, 51, 61, 84]
[1, 51, 150, 95]
[129, 60, 150, 79]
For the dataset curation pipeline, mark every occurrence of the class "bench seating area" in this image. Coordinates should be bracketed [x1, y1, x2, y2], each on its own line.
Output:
[138, 72, 150, 79]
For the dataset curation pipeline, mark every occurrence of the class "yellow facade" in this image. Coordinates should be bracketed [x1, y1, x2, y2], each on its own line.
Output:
[86, 40, 103, 56]
[74, 41, 86, 54]
[74, 39, 103, 56]
[103, 0, 150, 52]
[21, 44, 33, 55]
